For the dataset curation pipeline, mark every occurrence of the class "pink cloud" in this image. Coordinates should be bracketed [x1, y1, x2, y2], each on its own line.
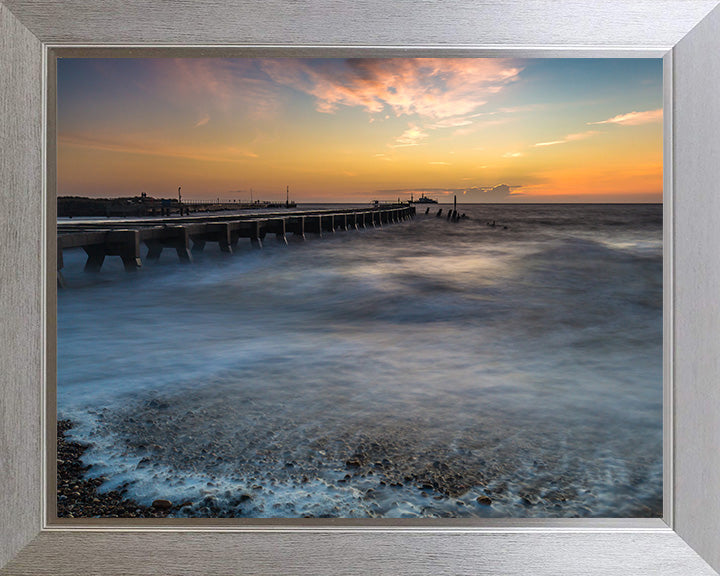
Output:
[260, 58, 522, 120]
[588, 109, 662, 126]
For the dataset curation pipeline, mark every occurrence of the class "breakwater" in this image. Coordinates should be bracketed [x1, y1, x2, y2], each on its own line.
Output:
[57, 204, 415, 286]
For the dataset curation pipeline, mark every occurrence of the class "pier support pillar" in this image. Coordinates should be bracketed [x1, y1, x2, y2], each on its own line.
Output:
[57, 244, 66, 288]
[146, 242, 163, 261]
[321, 214, 335, 234]
[239, 220, 264, 248]
[176, 246, 192, 263]
[108, 230, 142, 272]
[120, 254, 142, 272]
[307, 215, 322, 236]
[83, 246, 105, 272]
[265, 219, 288, 245]
[208, 223, 233, 254]
[288, 216, 305, 240]
[191, 238, 206, 253]
[172, 227, 193, 263]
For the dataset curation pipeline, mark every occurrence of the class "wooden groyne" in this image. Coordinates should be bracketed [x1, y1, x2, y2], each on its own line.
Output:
[57, 204, 415, 287]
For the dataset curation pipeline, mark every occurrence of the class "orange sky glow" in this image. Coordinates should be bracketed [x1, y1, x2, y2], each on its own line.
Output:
[57, 58, 663, 203]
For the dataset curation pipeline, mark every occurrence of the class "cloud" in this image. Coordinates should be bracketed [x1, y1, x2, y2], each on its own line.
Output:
[472, 184, 521, 200]
[498, 104, 546, 114]
[534, 140, 565, 147]
[260, 58, 523, 121]
[426, 111, 494, 129]
[588, 108, 662, 126]
[429, 161, 450, 165]
[392, 124, 428, 147]
[503, 152, 523, 158]
[533, 130, 598, 147]
[377, 183, 522, 202]
[194, 113, 210, 127]
[427, 117, 474, 129]
[152, 59, 283, 119]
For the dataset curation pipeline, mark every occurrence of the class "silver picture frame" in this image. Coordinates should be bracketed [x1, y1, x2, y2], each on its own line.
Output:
[1, 1, 720, 574]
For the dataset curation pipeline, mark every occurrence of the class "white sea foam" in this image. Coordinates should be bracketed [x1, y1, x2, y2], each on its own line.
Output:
[58, 204, 663, 518]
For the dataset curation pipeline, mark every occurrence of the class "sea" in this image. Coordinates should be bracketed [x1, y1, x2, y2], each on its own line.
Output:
[57, 203, 663, 518]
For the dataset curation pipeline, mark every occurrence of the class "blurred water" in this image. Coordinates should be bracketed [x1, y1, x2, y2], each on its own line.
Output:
[57, 203, 662, 518]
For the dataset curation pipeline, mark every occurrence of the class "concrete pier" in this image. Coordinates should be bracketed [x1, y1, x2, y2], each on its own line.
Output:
[57, 204, 415, 286]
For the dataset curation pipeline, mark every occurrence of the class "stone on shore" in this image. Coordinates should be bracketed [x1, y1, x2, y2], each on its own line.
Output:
[151, 499, 173, 510]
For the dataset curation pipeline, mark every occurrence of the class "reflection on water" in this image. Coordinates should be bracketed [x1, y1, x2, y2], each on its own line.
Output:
[58, 203, 662, 518]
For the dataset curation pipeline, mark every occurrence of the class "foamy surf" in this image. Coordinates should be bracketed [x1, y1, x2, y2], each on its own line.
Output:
[58, 203, 662, 518]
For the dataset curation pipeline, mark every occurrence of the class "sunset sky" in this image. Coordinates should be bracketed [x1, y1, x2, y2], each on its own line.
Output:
[57, 58, 663, 203]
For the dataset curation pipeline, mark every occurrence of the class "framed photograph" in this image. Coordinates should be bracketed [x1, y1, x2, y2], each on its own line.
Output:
[2, 1, 720, 575]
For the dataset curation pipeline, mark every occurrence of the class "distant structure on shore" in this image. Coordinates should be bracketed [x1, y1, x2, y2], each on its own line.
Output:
[409, 193, 438, 205]
[58, 192, 296, 218]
